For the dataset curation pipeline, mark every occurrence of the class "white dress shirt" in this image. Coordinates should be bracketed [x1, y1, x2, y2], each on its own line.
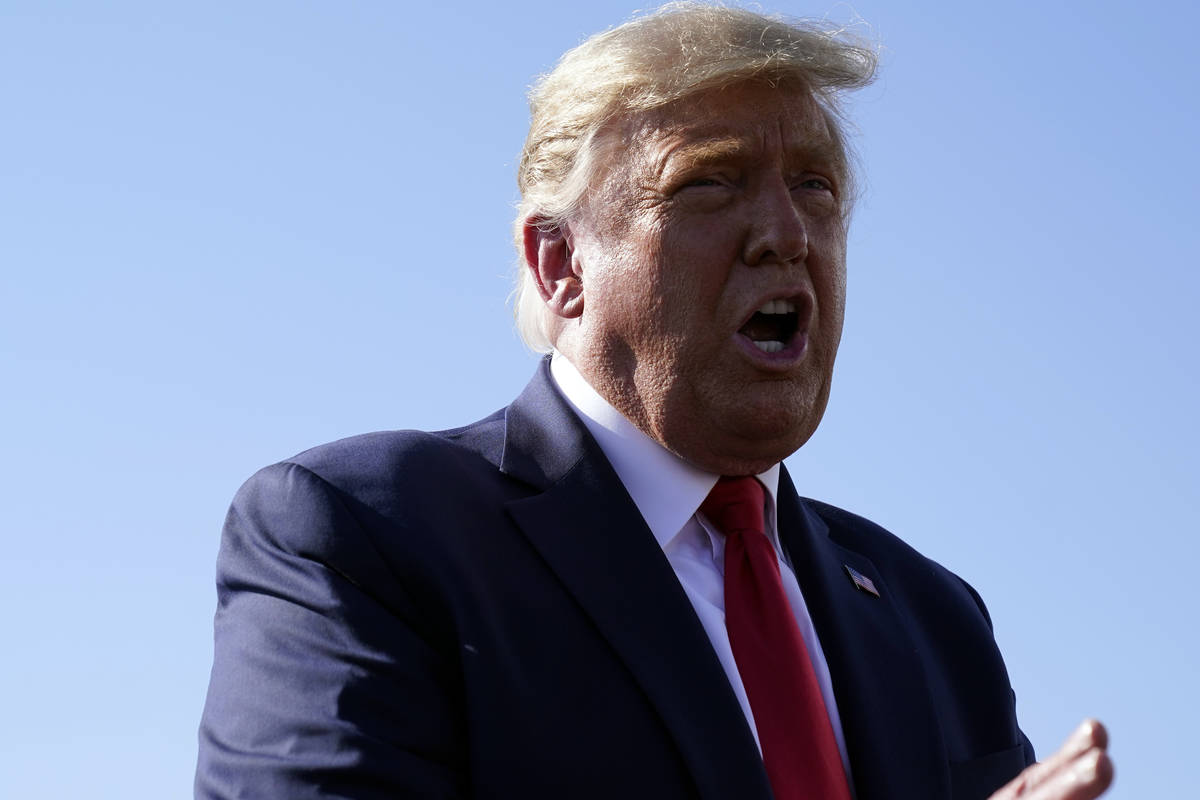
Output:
[550, 353, 853, 783]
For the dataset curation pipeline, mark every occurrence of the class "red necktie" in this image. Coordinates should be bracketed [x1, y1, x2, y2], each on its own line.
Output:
[701, 476, 852, 800]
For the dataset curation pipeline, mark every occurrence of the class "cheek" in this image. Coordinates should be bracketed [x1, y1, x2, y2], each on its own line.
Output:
[612, 235, 692, 337]
[815, 231, 848, 316]
[658, 227, 735, 304]
[584, 243, 673, 351]
[826, 267, 847, 321]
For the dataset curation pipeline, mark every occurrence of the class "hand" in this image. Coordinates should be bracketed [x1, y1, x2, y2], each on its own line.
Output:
[989, 719, 1114, 800]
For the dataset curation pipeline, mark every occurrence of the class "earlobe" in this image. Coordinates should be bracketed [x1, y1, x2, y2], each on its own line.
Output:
[523, 218, 584, 319]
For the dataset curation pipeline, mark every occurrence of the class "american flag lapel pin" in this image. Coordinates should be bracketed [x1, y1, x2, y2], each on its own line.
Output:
[843, 565, 880, 598]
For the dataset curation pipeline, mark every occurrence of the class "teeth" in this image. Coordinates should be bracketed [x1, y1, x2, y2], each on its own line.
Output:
[752, 340, 785, 353]
[757, 299, 797, 315]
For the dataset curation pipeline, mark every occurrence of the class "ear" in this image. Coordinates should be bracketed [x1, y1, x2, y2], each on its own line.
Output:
[522, 217, 584, 319]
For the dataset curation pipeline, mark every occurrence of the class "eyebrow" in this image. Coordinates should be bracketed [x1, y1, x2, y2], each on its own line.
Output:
[656, 137, 750, 175]
[656, 135, 845, 179]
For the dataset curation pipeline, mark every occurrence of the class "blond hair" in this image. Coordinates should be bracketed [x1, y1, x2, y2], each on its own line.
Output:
[512, 2, 877, 352]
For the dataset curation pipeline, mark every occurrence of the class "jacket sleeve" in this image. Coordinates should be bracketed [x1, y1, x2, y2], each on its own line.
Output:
[195, 461, 467, 799]
[958, 576, 1037, 766]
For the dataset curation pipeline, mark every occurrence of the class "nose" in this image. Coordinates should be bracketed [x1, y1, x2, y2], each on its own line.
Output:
[742, 178, 807, 267]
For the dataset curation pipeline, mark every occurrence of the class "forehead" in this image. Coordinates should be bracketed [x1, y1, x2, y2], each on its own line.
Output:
[618, 82, 843, 176]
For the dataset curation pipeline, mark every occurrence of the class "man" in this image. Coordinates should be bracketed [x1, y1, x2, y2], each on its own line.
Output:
[197, 5, 1113, 799]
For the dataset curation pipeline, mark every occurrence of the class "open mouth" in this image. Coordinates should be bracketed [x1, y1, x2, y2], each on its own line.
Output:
[737, 298, 801, 353]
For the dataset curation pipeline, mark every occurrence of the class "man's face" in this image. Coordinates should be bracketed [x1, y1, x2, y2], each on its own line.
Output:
[562, 81, 849, 475]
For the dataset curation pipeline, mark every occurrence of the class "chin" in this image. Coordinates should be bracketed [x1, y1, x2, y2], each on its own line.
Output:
[665, 408, 821, 476]
[733, 420, 815, 464]
[653, 373, 832, 474]
[727, 389, 828, 462]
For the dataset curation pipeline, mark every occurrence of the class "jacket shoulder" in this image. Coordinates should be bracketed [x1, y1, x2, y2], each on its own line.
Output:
[277, 408, 506, 488]
[802, 498, 934, 568]
[222, 408, 510, 560]
[801, 497, 993, 626]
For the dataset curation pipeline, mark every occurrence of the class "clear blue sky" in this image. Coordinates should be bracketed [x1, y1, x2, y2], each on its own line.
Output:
[2, 2, 1196, 797]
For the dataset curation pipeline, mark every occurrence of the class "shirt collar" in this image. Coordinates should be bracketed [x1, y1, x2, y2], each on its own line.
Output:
[549, 352, 780, 549]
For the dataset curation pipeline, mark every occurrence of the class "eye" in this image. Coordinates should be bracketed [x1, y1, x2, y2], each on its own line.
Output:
[794, 176, 834, 193]
[790, 174, 840, 216]
[669, 171, 739, 210]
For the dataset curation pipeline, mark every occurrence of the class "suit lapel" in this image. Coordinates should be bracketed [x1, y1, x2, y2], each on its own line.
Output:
[776, 470, 950, 800]
[499, 363, 772, 800]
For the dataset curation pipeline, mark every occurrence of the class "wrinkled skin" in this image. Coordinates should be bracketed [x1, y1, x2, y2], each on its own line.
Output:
[536, 81, 848, 475]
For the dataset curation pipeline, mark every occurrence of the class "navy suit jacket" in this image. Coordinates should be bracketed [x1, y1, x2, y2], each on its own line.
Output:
[196, 361, 1033, 799]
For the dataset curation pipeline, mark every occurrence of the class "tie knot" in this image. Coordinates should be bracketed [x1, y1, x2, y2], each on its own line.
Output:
[700, 476, 765, 537]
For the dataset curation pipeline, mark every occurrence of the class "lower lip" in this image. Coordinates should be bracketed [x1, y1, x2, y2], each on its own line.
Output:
[734, 332, 809, 368]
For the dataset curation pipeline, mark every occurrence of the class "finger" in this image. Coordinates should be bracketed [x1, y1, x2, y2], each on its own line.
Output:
[1025, 747, 1114, 800]
[988, 720, 1112, 800]
[1045, 719, 1108, 772]
[989, 747, 1114, 800]
[1011, 719, 1109, 793]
